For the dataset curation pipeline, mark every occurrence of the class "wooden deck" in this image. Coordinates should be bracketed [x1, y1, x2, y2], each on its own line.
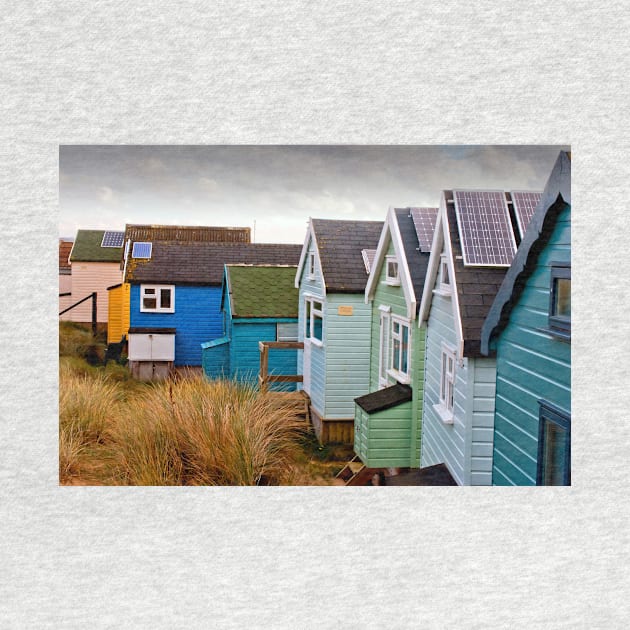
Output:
[337, 461, 457, 486]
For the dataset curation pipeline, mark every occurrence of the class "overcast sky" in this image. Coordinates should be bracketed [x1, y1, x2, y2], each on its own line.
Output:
[59, 145, 568, 243]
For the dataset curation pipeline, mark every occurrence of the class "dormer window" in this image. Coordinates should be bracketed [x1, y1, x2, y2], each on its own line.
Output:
[386, 255, 400, 286]
[308, 252, 316, 280]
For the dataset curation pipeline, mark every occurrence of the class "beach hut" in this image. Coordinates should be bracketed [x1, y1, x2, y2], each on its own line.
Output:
[124, 240, 301, 379]
[67, 230, 124, 327]
[481, 152, 571, 485]
[295, 218, 383, 443]
[354, 207, 438, 468]
[418, 188, 541, 485]
[58, 239, 73, 321]
[202, 264, 299, 389]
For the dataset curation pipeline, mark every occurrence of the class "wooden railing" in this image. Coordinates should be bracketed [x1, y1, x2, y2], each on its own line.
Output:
[258, 341, 303, 393]
[59, 291, 97, 336]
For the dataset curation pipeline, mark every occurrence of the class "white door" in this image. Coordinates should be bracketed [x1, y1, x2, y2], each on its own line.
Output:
[378, 310, 390, 389]
[302, 338, 311, 394]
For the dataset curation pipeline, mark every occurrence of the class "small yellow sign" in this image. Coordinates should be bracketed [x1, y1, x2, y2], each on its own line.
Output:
[338, 305, 353, 316]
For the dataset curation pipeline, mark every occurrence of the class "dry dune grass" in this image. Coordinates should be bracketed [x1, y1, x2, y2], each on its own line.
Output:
[59, 361, 307, 486]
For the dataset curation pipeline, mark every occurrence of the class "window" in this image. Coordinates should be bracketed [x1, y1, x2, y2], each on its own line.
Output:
[435, 344, 456, 423]
[537, 402, 571, 486]
[140, 285, 175, 313]
[308, 252, 316, 279]
[277, 322, 298, 342]
[386, 255, 400, 285]
[549, 263, 571, 337]
[378, 308, 390, 387]
[388, 316, 411, 383]
[439, 255, 451, 293]
[304, 297, 323, 344]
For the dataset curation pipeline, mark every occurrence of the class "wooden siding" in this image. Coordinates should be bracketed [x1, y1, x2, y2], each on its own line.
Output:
[107, 283, 130, 344]
[355, 238, 425, 467]
[201, 336, 230, 379]
[324, 293, 372, 419]
[421, 270, 496, 485]
[229, 321, 298, 391]
[59, 273, 73, 321]
[69, 262, 122, 323]
[130, 284, 222, 366]
[297, 236, 326, 415]
[492, 205, 571, 486]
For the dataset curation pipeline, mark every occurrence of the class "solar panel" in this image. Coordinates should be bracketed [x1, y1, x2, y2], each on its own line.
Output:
[101, 231, 124, 248]
[409, 207, 438, 252]
[132, 242, 153, 258]
[511, 191, 542, 238]
[453, 191, 516, 267]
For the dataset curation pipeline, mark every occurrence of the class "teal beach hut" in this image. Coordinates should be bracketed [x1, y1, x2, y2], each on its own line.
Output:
[481, 152, 571, 485]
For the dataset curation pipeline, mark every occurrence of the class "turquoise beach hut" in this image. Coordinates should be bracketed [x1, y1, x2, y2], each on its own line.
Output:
[481, 151, 571, 485]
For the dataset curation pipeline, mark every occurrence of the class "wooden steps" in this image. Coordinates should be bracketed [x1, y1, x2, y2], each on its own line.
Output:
[336, 456, 383, 486]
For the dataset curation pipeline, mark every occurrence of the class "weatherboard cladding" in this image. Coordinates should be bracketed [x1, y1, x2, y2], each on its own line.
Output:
[445, 193, 509, 357]
[311, 218, 383, 292]
[355, 383, 412, 414]
[126, 241, 302, 285]
[124, 224, 251, 244]
[226, 265, 298, 318]
[59, 240, 73, 272]
[69, 229, 124, 262]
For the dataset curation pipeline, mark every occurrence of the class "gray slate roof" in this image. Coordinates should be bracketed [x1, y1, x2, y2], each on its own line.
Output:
[395, 207, 437, 313]
[125, 241, 302, 285]
[311, 218, 383, 293]
[445, 193, 510, 357]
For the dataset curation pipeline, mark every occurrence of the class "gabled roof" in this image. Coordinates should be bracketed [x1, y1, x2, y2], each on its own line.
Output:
[480, 151, 571, 355]
[296, 218, 383, 293]
[419, 192, 519, 357]
[365, 207, 438, 319]
[125, 241, 302, 285]
[124, 224, 251, 244]
[59, 240, 73, 273]
[225, 265, 299, 318]
[69, 230, 124, 263]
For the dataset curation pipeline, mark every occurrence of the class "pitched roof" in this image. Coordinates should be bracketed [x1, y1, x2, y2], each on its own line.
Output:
[445, 193, 512, 357]
[480, 151, 571, 355]
[59, 240, 73, 273]
[311, 218, 383, 293]
[395, 208, 437, 313]
[125, 241, 302, 285]
[226, 265, 299, 318]
[124, 224, 251, 244]
[69, 230, 124, 263]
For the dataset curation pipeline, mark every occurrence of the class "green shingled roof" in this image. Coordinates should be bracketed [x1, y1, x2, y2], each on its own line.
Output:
[69, 229, 124, 262]
[226, 265, 299, 318]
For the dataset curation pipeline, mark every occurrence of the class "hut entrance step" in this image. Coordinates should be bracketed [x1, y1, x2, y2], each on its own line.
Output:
[336, 456, 382, 486]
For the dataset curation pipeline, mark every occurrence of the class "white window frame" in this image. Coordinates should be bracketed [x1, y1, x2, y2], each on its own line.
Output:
[277, 322, 298, 342]
[140, 284, 175, 313]
[434, 343, 456, 424]
[385, 255, 400, 286]
[304, 296, 324, 346]
[387, 315, 411, 384]
[308, 252, 316, 280]
[378, 306, 391, 388]
[437, 254, 451, 295]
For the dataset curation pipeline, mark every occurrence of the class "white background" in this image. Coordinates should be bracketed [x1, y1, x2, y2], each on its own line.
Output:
[1, 2, 627, 628]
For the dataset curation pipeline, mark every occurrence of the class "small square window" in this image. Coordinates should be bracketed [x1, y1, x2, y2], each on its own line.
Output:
[549, 263, 571, 337]
[386, 255, 400, 285]
[277, 322, 298, 342]
[140, 285, 174, 313]
[537, 401, 571, 486]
